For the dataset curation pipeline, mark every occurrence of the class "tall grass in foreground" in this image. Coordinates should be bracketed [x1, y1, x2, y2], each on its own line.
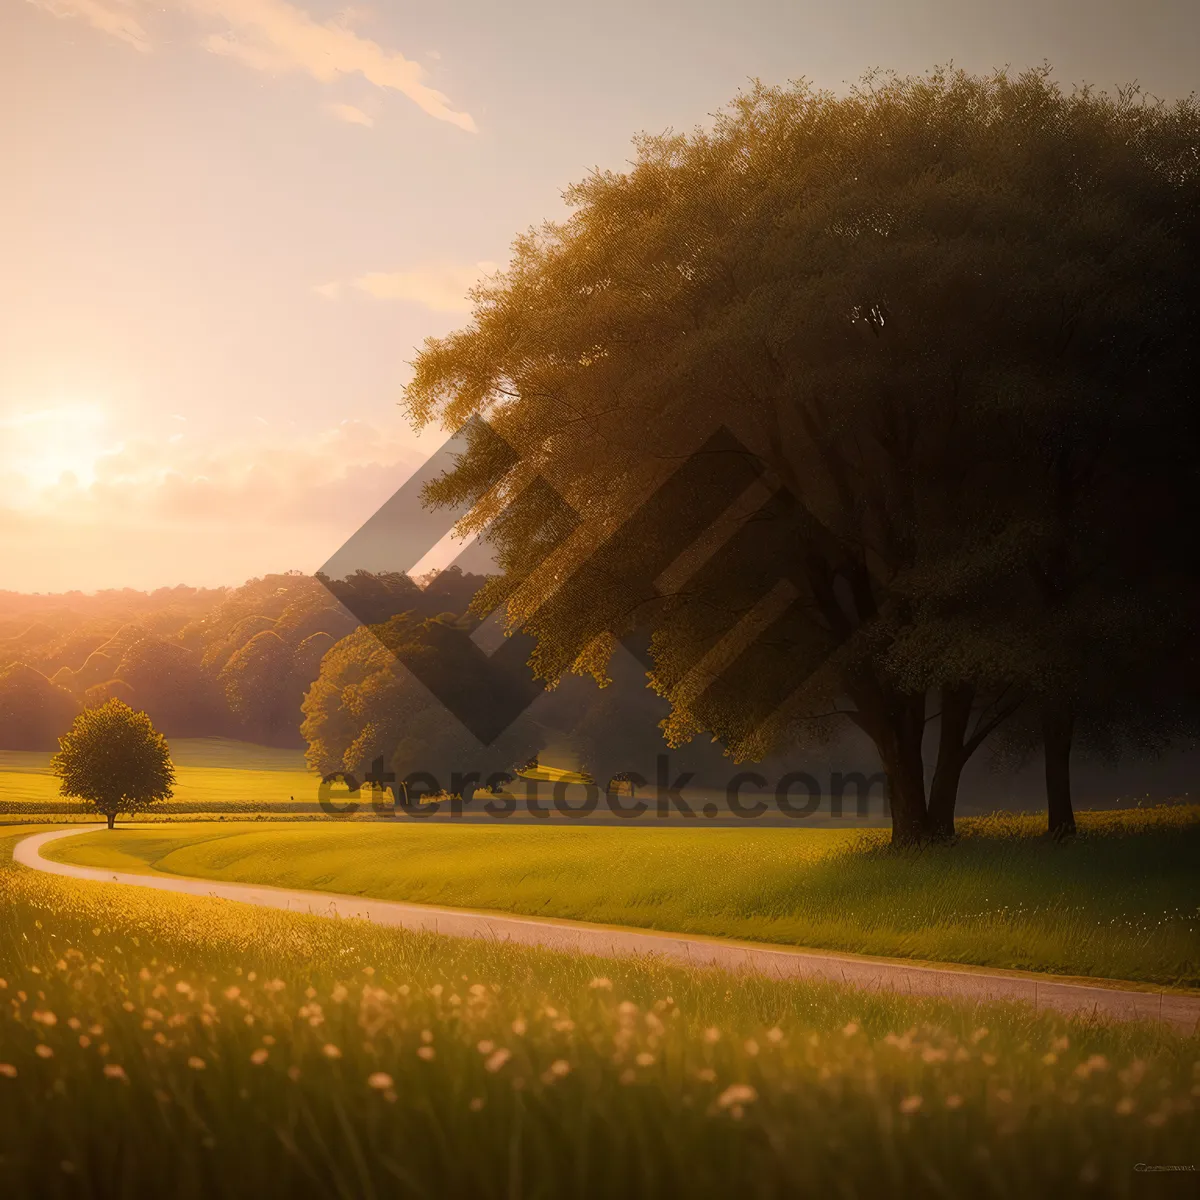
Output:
[48, 806, 1200, 986]
[1, 830, 1197, 1199]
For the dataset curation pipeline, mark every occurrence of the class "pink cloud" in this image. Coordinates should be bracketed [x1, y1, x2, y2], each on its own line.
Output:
[25, 0, 476, 132]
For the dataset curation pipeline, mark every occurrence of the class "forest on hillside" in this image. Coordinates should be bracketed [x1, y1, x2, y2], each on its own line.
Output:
[0, 570, 702, 785]
[5, 568, 1193, 814]
[0, 567, 756, 796]
[0, 571, 477, 751]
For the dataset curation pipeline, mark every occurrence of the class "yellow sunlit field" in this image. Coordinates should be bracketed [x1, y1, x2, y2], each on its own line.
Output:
[0, 741, 591, 819]
[0, 740, 318, 817]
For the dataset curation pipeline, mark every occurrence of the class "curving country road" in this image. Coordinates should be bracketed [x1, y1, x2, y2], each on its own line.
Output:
[14, 827, 1200, 1034]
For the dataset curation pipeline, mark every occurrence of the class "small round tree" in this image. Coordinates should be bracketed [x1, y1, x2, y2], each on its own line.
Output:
[52, 699, 175, 829]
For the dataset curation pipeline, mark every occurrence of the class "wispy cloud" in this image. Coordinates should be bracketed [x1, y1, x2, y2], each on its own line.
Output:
[327, 101, 373, 127]
[27, 0, 152, 52]
[316, 261, 499, 313]
[193, 0, 477, 131]
[25, 0, 476, 132]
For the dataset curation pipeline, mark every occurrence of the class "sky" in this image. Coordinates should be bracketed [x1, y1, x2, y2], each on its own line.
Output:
[2, 0, 1196, 593]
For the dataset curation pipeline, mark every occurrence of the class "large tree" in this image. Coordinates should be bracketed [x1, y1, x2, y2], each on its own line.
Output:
[404, 68, 1199, 843]
[52, 699, 175, 829]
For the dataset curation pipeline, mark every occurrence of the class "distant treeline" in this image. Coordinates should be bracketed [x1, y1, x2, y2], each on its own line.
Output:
[0, 569, 748, 793]
[4, 570, 1196, 812]
[0, 569, 486, 751]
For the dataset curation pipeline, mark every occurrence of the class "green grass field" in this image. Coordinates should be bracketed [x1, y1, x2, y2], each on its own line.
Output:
[43, 807, 1200, 987]
[0, 740, 589, 819]
[0, 739, 318, 816]
[2, 825, 1196, 1199]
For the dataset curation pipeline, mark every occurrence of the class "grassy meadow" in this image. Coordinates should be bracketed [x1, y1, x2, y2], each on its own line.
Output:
[0, 740, 318, 818]
[2, 826, 1198, 1199]
[43, 807, 1200, 987]
[0, 741, 594, 821]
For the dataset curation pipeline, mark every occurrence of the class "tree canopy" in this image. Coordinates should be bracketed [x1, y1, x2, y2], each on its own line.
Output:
[52, 699, 175, 829]
[403, 67, 1200, 842]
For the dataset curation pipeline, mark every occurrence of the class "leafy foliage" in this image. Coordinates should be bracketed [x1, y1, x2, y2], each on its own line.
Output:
[51, 699, 175, 827]
[404, 67, 1200, 841]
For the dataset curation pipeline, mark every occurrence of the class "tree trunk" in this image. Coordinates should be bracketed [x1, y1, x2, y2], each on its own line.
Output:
[106, 812, 115, 830]
[874, 697, 930, 846]
[927, 755, 966, 841]
[928, 684, 973, 841]
[886, 761, 929, 845]
[848, 682, 929, 845]
[1044, 710, 1076, 839]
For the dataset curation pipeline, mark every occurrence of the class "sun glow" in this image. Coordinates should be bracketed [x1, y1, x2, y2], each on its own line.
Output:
[0, 403, 119, 499]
